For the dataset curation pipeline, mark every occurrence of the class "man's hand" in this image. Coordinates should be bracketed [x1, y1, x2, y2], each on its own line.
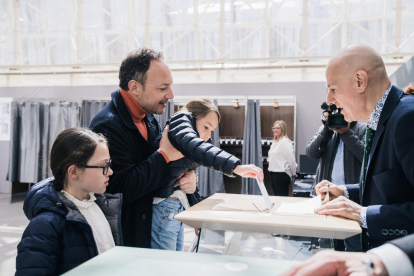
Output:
[280, 250, 388, 276]
[233, 164, 264, 182]
[330, 122, 350, 134]
[314, 196, 363, 225]
[314, 180, 345, 202]
[159, 125, 184, 161]
[174, 170, 197, 194]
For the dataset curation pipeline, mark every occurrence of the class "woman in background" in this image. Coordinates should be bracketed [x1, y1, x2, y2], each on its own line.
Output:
[267, 120, 297, 196]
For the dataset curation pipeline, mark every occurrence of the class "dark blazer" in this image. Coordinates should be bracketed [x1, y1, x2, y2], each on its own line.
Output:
[348, 86, 414, 249]
[16, 178, 122, 276]
[153, 111, 240, 199]
[89, 89, 172, 248]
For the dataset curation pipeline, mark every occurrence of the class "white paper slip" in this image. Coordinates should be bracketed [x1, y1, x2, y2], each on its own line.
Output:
[274, 195, 322, 215]
[255, 177, 273, 212]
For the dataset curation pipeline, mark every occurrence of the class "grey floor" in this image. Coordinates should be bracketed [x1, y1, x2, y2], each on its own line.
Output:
[0, 193, 197, 276]
[0, 194, 29, 276]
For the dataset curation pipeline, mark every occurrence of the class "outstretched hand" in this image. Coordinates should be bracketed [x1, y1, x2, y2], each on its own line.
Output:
[233, 165, 264, 182]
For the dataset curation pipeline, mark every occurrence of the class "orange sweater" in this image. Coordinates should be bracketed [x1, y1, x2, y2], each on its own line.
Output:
[120, 88, 169, 162]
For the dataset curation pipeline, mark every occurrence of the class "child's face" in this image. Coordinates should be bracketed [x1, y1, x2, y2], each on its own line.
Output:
[196, 111, 219, 141]
[78, 143, 113, 194]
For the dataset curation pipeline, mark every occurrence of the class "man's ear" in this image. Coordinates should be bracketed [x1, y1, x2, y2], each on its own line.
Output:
[355, 70, 368, 94]
[67, 165, 80, 181]
[127, 80, 143, 96]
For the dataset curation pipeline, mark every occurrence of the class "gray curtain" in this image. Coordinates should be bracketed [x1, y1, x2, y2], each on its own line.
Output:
[8, 101, 80, 183]
[389, 55, 414, 89]
[196, 100, 225, 197]
[81, 100, 109, 127]
[155, 100, 174, 129]
[241, 100, 263, 195]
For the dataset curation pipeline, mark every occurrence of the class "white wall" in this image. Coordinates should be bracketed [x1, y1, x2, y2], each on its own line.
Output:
[0, 141, 10, 193]
[0, 82, 328, 192]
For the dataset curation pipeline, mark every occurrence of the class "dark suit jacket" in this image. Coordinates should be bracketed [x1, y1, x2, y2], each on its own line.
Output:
[89, 89, 172, 248]
[348, 85, 414, 249]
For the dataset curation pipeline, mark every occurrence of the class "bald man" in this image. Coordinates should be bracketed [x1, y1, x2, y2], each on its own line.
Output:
[313, 44, 414, 251]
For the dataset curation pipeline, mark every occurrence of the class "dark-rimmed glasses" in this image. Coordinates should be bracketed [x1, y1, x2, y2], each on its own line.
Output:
[84, 159, 112, 175]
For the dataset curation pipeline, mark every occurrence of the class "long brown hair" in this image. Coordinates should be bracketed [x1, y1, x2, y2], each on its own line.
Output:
[50, 127, 108, 191]
[273, 120, 288, 141]
[181, 98, 221, 122]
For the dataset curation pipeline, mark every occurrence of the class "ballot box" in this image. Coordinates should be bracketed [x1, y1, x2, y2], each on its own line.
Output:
[175, 193, 361, 239]
[63, 246, 299, 276]
[175, 193, 361, 259]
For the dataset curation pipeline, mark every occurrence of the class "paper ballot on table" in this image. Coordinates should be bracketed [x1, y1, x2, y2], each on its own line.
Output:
[255, 177, 273, 212]
[275, 195, 322, 215]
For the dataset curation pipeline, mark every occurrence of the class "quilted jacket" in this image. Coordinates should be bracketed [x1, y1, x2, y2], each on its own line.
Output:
[153, 111, 240, 199]
[15, 178, 122, 276]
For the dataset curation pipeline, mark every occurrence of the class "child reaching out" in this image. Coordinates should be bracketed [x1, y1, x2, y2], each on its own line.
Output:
[15, 128, 122, 276]
[151, 98, 263, 251]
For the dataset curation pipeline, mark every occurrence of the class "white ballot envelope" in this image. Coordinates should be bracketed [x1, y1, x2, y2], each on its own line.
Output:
[255, 176, 273, 212]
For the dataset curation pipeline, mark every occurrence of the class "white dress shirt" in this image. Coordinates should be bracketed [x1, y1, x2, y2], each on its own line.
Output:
[370, 244, 414, 276]
[61, 190, 115, 254]
[267, 136, 297, 178]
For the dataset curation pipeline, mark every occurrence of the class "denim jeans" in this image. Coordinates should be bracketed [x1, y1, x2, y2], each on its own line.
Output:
[151, 198, 184, 251]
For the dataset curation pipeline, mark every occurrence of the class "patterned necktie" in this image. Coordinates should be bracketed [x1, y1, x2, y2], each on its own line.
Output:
[361, 127, 375, 193]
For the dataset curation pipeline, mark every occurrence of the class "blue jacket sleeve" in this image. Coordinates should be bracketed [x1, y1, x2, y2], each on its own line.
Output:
[366, 110, 414, 240]
[167, 112, 240, 176]
[15, 213, 62, 276]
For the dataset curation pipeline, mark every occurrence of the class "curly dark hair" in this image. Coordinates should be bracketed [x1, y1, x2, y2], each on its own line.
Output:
[119, 48, 163, 91]
[50, 127, 108, 191]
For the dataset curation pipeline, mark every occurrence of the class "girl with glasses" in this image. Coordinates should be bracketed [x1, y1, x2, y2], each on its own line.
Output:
[16, 127, 122, 276]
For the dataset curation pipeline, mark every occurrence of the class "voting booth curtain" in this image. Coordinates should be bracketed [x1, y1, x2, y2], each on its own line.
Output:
[196, 100, 226, 197]
[8, 101, 80, 183]
[81, 100, 109, 127]
[241, 100, 263, 195]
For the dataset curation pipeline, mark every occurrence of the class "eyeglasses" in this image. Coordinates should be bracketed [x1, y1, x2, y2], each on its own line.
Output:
[84, 159, 112, 175]
[271, 127, 281, 131]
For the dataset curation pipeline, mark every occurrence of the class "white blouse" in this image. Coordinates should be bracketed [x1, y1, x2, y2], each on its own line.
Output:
[267, 136, 297, 178]
[61, 190, 115, 254]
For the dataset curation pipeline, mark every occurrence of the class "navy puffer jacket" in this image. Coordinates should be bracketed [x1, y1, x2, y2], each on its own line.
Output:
[153, 111, 240, 199]
[15, 178, 123, 276]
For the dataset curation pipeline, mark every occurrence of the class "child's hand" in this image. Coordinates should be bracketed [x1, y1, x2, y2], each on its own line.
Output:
[233, 165, 264, 182]
[174, 170, 197, 194]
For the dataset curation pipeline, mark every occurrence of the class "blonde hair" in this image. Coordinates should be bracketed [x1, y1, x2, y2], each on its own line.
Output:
[273, 120, 288, 141]
[181, 98, 221, 122]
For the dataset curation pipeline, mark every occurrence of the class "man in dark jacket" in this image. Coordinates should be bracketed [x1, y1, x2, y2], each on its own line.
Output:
[307, 119, 366, 252]
[90, 48, 196, 248]
[307, 120, 366, 187]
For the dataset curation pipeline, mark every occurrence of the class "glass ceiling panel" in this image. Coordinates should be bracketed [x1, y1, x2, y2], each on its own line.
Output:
[0, 0, 412, 82]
